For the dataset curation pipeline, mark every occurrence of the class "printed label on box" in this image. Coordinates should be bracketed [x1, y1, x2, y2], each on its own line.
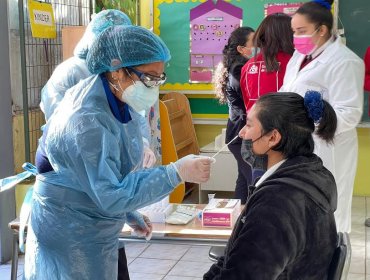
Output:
[202, 212, 231, 227]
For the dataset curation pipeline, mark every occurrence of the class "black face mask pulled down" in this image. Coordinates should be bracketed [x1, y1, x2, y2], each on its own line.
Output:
[241, 138, 268, 185]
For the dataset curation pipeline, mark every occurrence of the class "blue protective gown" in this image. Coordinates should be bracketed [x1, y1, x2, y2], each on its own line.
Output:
[40, 56, 90, 121]
[39, 56, 150, 140]
[24, 75, 181, 280]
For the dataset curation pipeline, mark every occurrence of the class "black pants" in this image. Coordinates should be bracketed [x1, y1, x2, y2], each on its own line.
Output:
[228, 142, 252, 204]
[118, 247, 130, 280]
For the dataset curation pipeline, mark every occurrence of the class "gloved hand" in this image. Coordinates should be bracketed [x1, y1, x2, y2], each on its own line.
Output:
[126, 211, 153, 241]
[143, 146, 156, 168]
[173, 154, 215, 183]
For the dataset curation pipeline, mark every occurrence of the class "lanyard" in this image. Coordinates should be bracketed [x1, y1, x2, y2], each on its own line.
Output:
[100, 74, 131, 123]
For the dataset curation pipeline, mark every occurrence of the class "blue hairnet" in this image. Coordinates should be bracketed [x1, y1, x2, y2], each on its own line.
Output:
[86, 25, 171, 74]
[74, 9, 132, 59]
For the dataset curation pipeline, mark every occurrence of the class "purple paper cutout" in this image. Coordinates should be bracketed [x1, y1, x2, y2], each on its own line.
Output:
[190, 0, 242, 21]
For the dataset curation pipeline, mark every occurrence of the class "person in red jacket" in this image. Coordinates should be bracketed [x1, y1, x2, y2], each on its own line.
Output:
[364, 46, 370, 116]
[365, 47, 370, 91]
[362, 47, 370, 227]
[240, 13, 294, 113]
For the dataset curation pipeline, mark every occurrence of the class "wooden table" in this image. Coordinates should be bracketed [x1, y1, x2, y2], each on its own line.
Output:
[120, 216, 232, 246]
[120, 204, 233, 246]
[8, 204, 235, 279]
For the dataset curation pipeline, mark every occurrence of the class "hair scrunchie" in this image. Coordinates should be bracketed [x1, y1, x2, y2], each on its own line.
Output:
[304, 90, 324, 123]
[312, 0, 332, 10]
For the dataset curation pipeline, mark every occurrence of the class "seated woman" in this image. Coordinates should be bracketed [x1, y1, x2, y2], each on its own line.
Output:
[204, 91, 338, 279]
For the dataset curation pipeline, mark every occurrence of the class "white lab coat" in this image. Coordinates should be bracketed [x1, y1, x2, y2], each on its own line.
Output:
[280, 37, 365, 233]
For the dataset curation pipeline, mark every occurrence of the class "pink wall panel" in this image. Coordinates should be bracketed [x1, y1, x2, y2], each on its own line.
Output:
[190, 70, 213, 83]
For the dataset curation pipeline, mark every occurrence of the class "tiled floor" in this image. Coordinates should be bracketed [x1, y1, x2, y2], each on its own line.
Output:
[1, 196, 370, 280]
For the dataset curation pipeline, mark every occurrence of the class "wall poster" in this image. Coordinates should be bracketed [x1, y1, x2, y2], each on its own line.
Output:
[264, 2, 304, 16]
[189, 0, 242, 83]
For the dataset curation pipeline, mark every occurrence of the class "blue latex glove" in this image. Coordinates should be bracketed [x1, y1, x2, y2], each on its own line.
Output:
[126, 211, 153, 240]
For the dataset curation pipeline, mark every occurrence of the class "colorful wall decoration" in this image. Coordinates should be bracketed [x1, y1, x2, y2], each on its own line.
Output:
[264, 2, 304, 16]
[154, 0, 311, 93]
[189, 0, 242, 83]
[153, 0, 359, 120]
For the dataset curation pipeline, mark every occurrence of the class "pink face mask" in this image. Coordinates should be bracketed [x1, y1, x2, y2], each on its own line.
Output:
[293, 29, 319, 55]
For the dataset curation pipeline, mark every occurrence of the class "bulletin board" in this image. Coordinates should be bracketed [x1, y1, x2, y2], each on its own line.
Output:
[189, 1, 242, 83]
[155, 0, 310, 93]
[154, 0, 310, 119]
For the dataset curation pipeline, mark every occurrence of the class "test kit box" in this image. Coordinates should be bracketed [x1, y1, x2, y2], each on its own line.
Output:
[202, 199, 241, 228]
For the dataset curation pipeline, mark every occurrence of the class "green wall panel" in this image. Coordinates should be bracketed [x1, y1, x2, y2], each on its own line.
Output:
[188, 98, 228, 114]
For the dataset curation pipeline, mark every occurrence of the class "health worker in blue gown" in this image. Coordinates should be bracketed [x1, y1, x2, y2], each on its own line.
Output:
[24, 25, 213, 280]
[37, 9, 146, 280]
[40, 9, 156, 170]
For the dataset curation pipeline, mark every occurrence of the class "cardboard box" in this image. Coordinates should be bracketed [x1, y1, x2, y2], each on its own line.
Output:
[202, 199, 241, 228]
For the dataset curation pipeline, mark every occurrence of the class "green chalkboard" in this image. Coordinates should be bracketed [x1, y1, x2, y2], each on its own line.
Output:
[339, 0, 370, 122]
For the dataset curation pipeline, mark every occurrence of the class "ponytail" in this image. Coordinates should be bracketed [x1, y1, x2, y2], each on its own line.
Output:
[316, 99, 337, 142]
[304, 90, 337, 143]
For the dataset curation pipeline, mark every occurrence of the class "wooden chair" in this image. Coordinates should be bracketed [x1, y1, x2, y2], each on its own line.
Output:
[159, 92, 199, 203]
[8, 218, 22, 280]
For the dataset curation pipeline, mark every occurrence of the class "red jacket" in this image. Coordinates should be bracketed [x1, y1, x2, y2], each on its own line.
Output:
[240, 52, 292, 112]
[364, 47, 370, 116]
[364, 47, 370, 91]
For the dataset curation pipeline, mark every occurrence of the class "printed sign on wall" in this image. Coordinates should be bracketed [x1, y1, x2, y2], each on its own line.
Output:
[189, 0, 242, 83]
[28, 0, 56, 39]
[264, 2, 304, 16]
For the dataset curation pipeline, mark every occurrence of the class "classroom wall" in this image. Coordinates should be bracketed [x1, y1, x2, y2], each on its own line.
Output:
[195, 124, 226, 148]
[139, 0, 152, 29]
[354, 128, 370, 196]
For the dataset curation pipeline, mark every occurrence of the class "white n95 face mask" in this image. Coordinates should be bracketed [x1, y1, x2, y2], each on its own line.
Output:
[121, 81, 159, 113]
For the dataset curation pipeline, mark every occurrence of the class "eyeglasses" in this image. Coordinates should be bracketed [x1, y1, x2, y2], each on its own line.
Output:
[126, 67, 167, 88]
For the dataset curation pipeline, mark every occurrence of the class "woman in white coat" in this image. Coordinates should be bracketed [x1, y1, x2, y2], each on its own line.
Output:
[280, 0, 365, 233]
